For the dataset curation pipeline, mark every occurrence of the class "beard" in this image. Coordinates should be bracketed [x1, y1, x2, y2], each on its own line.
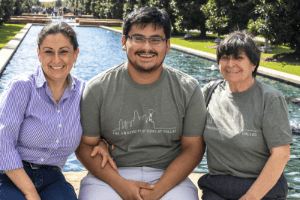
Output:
[127, 50, 165, 73]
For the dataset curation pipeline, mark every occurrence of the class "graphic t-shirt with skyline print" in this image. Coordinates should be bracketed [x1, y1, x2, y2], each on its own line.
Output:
[81, 63, 207, 169]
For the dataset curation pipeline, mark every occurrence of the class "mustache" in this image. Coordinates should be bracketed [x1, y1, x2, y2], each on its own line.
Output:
[135, 50, 158, 56]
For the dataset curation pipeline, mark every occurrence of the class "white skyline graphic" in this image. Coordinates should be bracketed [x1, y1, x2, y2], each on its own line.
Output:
[113, 109, 176, 135]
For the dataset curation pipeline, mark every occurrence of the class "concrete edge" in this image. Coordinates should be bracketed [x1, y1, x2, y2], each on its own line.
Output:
[0, 23, 32, 74]
[100, 25, 300, 87]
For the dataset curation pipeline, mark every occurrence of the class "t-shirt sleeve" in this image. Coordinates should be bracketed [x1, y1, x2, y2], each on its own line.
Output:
[183, 85, 207, 136]
[80, 83, 101, 137]
[262, 95, 292, 149]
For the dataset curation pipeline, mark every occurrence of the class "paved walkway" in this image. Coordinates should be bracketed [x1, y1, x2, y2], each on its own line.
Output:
[64, 171, 203, 199]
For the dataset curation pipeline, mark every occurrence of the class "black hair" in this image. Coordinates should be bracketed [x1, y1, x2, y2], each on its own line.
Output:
[217, 31, 261, 77]
[37, 22, 78, 50]
[122, 6, 171, 39]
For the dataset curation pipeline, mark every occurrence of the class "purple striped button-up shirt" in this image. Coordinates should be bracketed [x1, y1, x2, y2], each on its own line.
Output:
[0, 67, 84, 170]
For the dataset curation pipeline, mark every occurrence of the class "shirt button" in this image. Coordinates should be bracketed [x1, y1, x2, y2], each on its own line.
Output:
[58, 124, 62, 128]
[56, 139, 59, 143]
[57, 109, 61, 113]
[40, 158, 44, 162]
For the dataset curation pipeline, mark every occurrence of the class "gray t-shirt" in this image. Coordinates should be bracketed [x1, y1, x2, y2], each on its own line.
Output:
[202, 80, 292, 178]
[81, 63, 207, 169]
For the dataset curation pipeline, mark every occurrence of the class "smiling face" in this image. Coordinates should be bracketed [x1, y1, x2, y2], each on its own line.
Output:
[38, 33, 79, 85]
[219, 51, 255, 90]
[122, 24, 170, 74]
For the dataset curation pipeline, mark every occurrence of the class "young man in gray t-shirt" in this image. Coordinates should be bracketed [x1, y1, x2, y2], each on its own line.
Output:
[76, 7, 207, 200]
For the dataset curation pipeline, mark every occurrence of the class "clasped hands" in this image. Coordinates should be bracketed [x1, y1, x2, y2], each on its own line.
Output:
[90, 140, 161, 200]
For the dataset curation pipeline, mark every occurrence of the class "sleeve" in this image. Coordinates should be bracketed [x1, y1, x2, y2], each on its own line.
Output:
[183, 85, 207, 136]
[262, 94, 292, 149]
[80, 82, 101, 137]
[0, 80, 31, 170]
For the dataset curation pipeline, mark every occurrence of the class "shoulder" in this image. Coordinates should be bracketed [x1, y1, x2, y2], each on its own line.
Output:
[6, 74, 33, 92]
[86, 63, 125, 89]
[164, 66, 199, 90]
[256, 80, 284, 99]
[71, 75, 85, 92]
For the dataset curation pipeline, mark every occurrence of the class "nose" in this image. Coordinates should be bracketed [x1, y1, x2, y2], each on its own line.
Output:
[227, 56, 236, 67]
[53, 53, 62, 63]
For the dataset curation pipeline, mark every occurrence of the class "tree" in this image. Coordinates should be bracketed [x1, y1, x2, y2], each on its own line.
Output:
[202, 0, 257, 35]
[201, 0, 228, 36]
[0, 0, 15, 22]
[55, 0, 63, 7]
[176, 0, 207, 37]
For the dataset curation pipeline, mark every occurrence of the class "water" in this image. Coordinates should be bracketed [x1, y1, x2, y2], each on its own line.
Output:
[1, 25, 300, 198]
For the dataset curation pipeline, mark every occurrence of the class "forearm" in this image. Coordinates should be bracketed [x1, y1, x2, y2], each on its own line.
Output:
[243, 145, 290, 199]
[5, 168, 38, 197]
[154, 137, 204, 198]
[75, 142, 127, 194]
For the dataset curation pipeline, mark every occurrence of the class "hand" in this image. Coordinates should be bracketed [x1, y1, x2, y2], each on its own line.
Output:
[90, 139, 117, 170]
[140, 186, 161, 200]
[24, 191, 41, 200]
[119, 180, 154, 200]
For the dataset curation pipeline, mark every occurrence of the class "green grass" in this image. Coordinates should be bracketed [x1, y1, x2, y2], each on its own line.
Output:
[0, 23, 25, 49]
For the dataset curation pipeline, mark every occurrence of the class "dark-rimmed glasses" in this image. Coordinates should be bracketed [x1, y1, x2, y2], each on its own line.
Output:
[126, 35, 167, 45]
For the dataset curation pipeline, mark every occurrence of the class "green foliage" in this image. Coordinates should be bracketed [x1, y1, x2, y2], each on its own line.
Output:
[175, 0, 207, 37]
[0, 0, 15, 22]
[201, 0, 228, 36]
[55, 0, 63, 7]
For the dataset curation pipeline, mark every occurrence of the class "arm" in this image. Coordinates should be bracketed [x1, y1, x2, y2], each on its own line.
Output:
[76, 136, 152, 200]
[239, 144, 290, 200]
[0, 80, 39, 199]
[140, 136, 205, 200]
[5, 169, 40, 200]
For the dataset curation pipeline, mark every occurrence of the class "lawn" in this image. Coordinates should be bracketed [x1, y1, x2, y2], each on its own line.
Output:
[0, 23, 25, 49]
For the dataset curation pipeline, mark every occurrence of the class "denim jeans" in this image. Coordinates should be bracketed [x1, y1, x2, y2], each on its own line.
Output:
[198, 174, 288, 200]
[0, 162, 77, 200]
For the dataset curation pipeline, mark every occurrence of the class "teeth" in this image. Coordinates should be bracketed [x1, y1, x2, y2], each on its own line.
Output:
[138, 53, 155, 57]
[50, 65, 65, 69]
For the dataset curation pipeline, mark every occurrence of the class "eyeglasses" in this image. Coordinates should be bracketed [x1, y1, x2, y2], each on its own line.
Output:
[126, 35, 167, 45]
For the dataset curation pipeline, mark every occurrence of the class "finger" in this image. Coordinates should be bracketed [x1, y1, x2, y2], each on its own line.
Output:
[101, 155, 108, 168]
[90, 147, 99, 157]
[138, 182, 154, 190]
[108, 157, 118, 170]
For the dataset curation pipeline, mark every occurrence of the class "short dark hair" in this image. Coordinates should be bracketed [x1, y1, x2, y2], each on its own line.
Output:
[122, 6, 171, 39]
[217, 31, 261, 77]
[37, 22, 78, 50]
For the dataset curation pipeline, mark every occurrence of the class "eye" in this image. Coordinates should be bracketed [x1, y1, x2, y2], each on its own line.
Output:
[133, 35, 145, 42]
[44, 50, 54, 55]
[149, 37, 163, 43]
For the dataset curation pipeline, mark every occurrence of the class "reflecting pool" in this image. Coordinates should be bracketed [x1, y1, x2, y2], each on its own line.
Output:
[1, 25, 299, 198]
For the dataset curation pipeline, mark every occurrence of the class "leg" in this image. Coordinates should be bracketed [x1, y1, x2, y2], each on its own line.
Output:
[34, 168, 77, 200]
[201, 187, 226, 200]
[78, 173, 122, 200]
[0, 174, 26, 200]
[39, 178, 77, 200]
[160, 178, 199, 200]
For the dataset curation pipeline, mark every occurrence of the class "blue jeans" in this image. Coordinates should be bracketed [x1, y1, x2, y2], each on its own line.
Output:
[0, 162, 77, 200]
[198, 174, 288, 200]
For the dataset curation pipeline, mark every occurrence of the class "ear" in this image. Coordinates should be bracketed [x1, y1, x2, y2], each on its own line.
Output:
[74, 48, 79, 61]
[121, 35, 127, 50]
[166, 39, 171, 53]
